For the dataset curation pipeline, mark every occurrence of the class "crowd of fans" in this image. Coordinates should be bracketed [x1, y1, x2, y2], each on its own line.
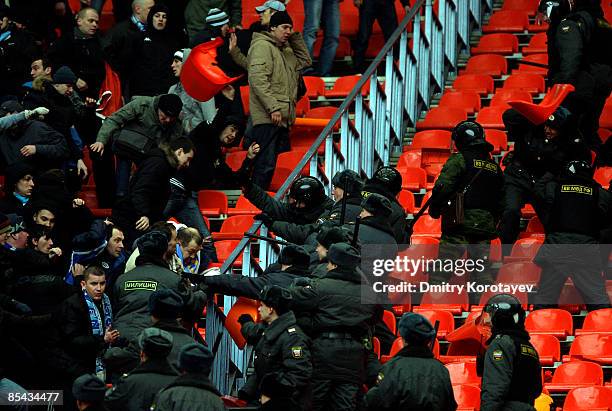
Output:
[0, 0, 610, 410]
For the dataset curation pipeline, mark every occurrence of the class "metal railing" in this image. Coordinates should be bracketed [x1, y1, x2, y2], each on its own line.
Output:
[206, 0, 490, 395]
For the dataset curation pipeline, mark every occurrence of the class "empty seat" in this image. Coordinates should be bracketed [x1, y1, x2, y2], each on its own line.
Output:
[398, 166, 428, 191]
[496, 261, 541, 285]
[482, 10, 529, 33]
[452, 74, 495, 95]
[524, 216, 545, 236]
[398, 190, 416, 213]
[472, 33, 519, 55]
[382, 310, 397, 335]
[214, 239, 243, 265]
[599, 128, 612, 144]
[438, 91, 482, 115]
[452, 384, 481, 411]
[563, 334, 612, 365]
[198, 190, 229, 216]
[415, 309, 456, 339]
[562, 386, 612, 411]
[411, 130, 453, 149]
[303, 76, 326, 98]
[600, 105, 612, 129]
[411, 215, 442, 238]
[475, 107, 506, 129]
[544, 361, 604, 393]
[530, 334, 561, 366]
[525, 309, 573, 338]
[228, 195, 260, 216]
[575, 308, 612, 335]
[464, 54, 508, 77]
[505, 236, 544, 262]
[501, 0, 539, 15]
[213, 215, 255, 240]
[416, 107, 468, 130]
[295, 96, 310, 116]
[325, 75, 369, 98]
[489, 89, 533, 108]
[446, 362, 481, 387]
[522, 32, 547, 55]
[502, 73, 546, 94]
[516, 54, 548, 75]
[484, 129, 508, 153]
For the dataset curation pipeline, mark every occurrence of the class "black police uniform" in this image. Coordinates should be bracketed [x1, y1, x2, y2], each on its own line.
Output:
[533, 162, 612, 310]
[498, 108, 590, 245]
[364, 345, 456, 410]
[291, 245, 378, 411]
[240, 311, 312, 408]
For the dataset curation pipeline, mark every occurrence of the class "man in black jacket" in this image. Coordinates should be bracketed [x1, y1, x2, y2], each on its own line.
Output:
[479, 294, 542, 410]
[291, 242, 378, 411]
[105, 327, 178, 411]
[151, 343, 226, 411]
[237, 285, 312, 408]
[200, 244, 311, 300]
[111, 137, 195, 246]
[364, 313, 456, 410]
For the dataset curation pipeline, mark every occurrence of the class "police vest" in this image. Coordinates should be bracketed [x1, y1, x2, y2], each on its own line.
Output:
[548, 179, 600, 237]
[507, 336, 542, 405]
[460, 151, 503, 213]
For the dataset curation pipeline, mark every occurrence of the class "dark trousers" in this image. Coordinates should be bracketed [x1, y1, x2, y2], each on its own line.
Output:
[250, 124, 290, 190]
[311, 380, 360, 411]
[353, 0, 399, 71]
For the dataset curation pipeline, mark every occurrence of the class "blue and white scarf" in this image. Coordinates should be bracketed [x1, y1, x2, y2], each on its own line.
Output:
[84, 290, 113, 380]
[131, 14, 146, 32]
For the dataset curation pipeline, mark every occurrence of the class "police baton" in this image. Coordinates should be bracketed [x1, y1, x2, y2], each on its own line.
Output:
[430, 320, 440, 352]
[244, 232, 293, 246]
[351, 216, 361, 247]
[517, 60, 548, 69]
[339, 173, 350, 225]
[405, 187, 438, 240]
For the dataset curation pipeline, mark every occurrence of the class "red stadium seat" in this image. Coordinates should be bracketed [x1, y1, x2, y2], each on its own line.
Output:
[472, 33, 519, 55]
[397, 150, 422, 168]
[502, 73, 546, 94]
[562, 386, 612, 411]
[411, 130, 453, 149]
[495, 261, 541, 286]
[414, 291, 470, 315]
[198, 190, 229, 216]
[501, 0, 539, 15]
[522, 32, 547, 55]
[484, 129, 508, 154]
[598, 128, 612, 144]
[475, 107, 506, 129]
[304, 106, 338, 119]
[398, 166, 428, 191]
[303, 76, 326, 99]
[295, 96, 310, 117]
[416, 107, 468, 130]
[464, 54, 508, 77]
[452, 384, 481, 411]
[228, 195, 261, 216]
[214, 240, 243, 265]
[452, 74, 495, 95]
[325, 75, 369, 98]
[365, 33, 387, 58]
[516, 54, 548, 75]
[600, 105, 612, 129]
[411, 215, 442, 238]
[240, 85, 250, 116]
[372, 336, 381, 359]
[490, 89, 533, 109]
[530, 334, 561, 366]
[544, 361, 604, 393]
[397, 190, 416, 213]
[445, 362, 481, 387]
[504, 236, 543, 262]
[213, 215, 255, 240]
[575, 308, 612, 336]
[415, 309, 456, 339]
[382, 310, 397, 335]
[439, 91, 482, 115]
[524, 216, 545, 236]
[525, 309, 573, 339]
[563, 334, 612, 364]
[380, 337, 441, 363]
[482, 10, 529, 33]
[594, 167, 612, 189]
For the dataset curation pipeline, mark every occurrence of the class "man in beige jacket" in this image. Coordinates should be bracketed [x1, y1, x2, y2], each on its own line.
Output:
[246, 11, 312, 189]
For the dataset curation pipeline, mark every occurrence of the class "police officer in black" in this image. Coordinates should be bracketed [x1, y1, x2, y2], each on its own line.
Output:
[361, 166, 410, 245]
[105, 328, 178, 411]
[291, 242, 378, 411]
[533, 160, 612, 311]
[429, 121, 503, 300]
[364, 313, 457, 410]
[498, 106, 590, 246]
[246, 176, 335, 226]
[312, 226, 349, 278]
[237, 285, 312, 409]
[539, 0, 612, 152]
[479, 294, 542, 411]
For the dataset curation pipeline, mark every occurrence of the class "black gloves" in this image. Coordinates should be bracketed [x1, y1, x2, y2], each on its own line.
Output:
[237, 314, 255, 325]
[254, 213, 273, 227]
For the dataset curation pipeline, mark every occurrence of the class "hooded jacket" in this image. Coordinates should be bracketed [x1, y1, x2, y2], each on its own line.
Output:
[247, 31, 311, 127]
[96, 95, 184, 147]
[184, 0, 242, 39]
